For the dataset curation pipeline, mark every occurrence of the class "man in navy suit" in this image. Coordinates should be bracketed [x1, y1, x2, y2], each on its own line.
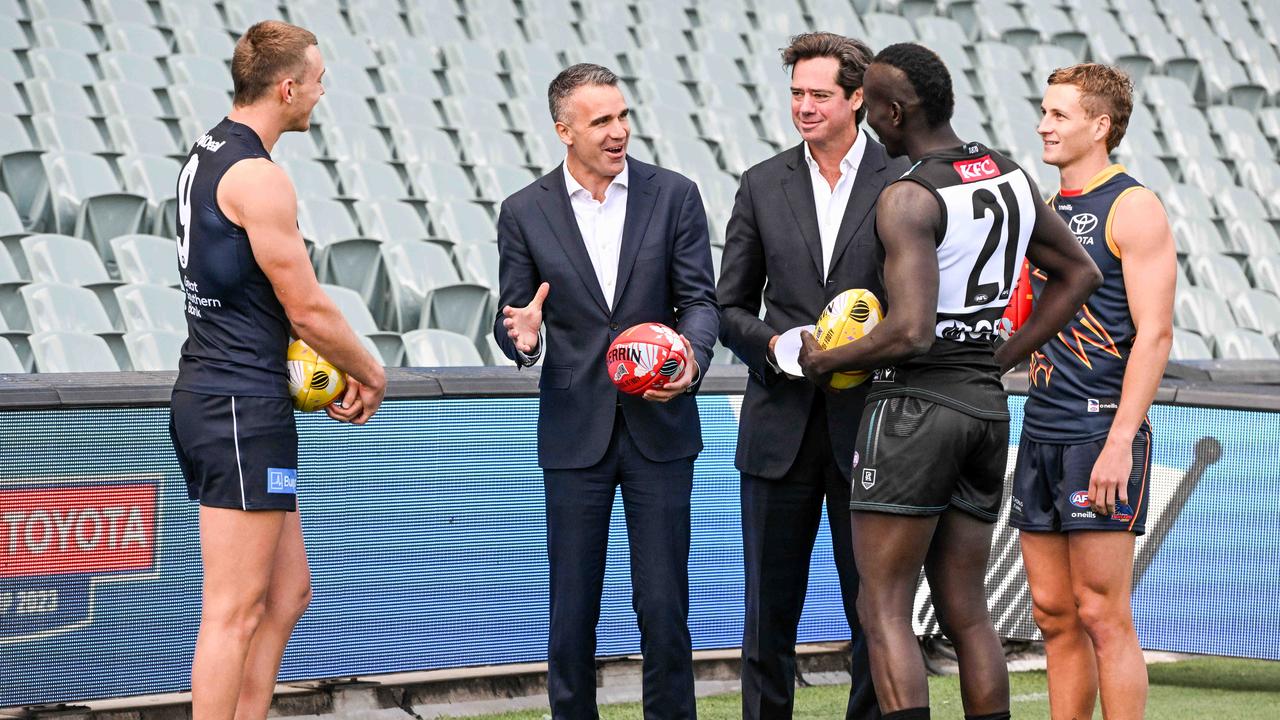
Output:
[493, 63, 719, 720]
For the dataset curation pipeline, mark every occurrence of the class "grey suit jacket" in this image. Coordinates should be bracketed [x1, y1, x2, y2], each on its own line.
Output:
[717, 138, 910, 480]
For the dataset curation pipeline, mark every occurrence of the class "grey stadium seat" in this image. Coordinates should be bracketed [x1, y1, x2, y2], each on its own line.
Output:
[376, 241, 490, 336]
[23, 78, 95, 116]
[1237, 161, 1280, 217]
[92, 0, 156, 25]
[1162, 183, 1216, 220]
[320, 283, 404, 366]
[167, 54, 231, 89]
[0, 335, 22, 372]
[94, 80, 167, 120]
[1186, 253, 1251, 298]
[110, 234, 178, 287]
[296, 198, 383, 297]
[1173, 286, 1238, 342]
[409, 161, 477, 202]
[32, 113, 109, 154]
[401, 328, 484, 367]
[123, 329, 184, 371]
[430, 200, 496, 247]
[98, 51, 169, 89]
[1216, 329, 1279, 359]
[114, 283, 186, 333]
[119, 153, 181, 235]
[28, 47, 99, 86]
[1229, 289, 1280, 338]
[20, 282, 128, 368]
[41, 152, 148, 256]
[103, 22, 170, 57]
[29, 330, 121, 372]
[388, 124, 459, 165]
[1249, 254, 1280, 297]
[1170, 327, 1213, 360]
[353, 199, 432, 243]
[32, 19, 100, 52]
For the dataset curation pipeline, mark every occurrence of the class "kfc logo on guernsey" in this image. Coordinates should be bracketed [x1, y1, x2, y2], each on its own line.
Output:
[953, 155, 999, 183]
[0, 481, 159, 642]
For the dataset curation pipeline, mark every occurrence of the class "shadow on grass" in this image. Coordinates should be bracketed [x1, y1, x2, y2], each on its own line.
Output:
[1148, 657, 1280, 693]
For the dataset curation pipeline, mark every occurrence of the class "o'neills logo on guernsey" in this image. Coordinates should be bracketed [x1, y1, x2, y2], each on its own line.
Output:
[953, 155, 999, 183]
[0, 481, 159, 642]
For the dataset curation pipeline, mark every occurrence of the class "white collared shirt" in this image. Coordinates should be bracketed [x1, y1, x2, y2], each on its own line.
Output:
[564, 159, 629, 310]
[804, 130, 867, 281]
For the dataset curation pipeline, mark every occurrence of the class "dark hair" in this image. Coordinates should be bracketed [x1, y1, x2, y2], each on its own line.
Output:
[1047, 63, 1134, 151]
[547, 63, 619, 123]
[231, 20, 318, 106]
[781, 32, 874, 123]
[872, 43, 955, 128]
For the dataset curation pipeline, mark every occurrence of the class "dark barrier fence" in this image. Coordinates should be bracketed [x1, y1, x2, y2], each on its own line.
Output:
[1, 364, 1277, 708]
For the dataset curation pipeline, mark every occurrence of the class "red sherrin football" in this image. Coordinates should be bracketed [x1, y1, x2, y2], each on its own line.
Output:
[606, 323, 687, 395]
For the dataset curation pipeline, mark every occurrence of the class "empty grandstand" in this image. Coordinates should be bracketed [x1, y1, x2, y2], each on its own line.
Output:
[0, 0, 1276, 374]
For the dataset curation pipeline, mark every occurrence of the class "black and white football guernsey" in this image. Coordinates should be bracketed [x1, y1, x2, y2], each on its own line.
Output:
[867, 142, 1038, 420]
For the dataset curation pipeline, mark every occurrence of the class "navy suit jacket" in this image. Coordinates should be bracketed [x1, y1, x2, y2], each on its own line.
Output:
[718, 139, 909, 481]
[494, 157, 720, 470]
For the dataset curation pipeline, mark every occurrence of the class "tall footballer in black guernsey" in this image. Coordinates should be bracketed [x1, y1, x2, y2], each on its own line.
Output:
[169, 21, 386, 720]
[799, 44, 1100, 719]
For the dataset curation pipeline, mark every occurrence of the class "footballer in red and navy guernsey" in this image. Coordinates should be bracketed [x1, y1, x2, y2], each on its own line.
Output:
[1012, 64, 1176, 720]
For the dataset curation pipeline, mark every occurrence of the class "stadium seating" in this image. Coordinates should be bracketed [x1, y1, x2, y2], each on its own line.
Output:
[0, 0, 1276, 372]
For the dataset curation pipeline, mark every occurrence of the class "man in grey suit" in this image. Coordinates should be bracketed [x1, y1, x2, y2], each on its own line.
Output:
[717, 33, 909, 720]
[494, 63, 719, 720]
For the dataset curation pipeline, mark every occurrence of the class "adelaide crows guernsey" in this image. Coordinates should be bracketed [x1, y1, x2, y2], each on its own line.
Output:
[1023, 164, 1147, 442]
[173, 118, 290, 398]
[867, 143, 1037, 420]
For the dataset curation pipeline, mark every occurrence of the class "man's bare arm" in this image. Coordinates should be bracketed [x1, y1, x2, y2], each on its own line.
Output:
[220, 159, 386, 420]
[993, 187, 1102, 372]
[799, 181, 940, 380]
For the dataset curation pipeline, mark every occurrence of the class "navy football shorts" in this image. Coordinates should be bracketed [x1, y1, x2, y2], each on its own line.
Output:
[170, 390, 299, 512]
[849, 396, 1009, 523]
[1009, 428, 1151, 535]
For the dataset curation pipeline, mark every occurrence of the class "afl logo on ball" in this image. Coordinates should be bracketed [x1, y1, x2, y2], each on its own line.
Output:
[310, 370, 330, 390]
[1069, 490, 1090, 508]
[659, 359, 682, 377]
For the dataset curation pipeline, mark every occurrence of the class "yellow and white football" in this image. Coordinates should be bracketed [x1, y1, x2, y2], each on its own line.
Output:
[814, 289, 884, 390]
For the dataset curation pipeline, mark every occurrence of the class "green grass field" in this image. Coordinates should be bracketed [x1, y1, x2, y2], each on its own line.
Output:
[454, 656, 1280, 719]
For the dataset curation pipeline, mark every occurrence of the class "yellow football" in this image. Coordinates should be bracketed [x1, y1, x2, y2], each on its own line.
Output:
[286, 339, 347, 412]
[814, 289, 884, 389]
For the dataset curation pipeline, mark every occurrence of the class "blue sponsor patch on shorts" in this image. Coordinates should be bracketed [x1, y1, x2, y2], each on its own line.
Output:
[267, 468, 297, 495]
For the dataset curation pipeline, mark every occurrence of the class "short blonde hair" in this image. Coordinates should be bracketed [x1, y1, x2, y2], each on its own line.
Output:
[1047, 63, 1134, 152]
[231, 20, 318, 106]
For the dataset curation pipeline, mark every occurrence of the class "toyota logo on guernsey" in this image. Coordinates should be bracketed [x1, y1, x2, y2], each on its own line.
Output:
[1069, 213, 1099, 237]
[0, 479, 159, 643]
[952, 154, 999, 183]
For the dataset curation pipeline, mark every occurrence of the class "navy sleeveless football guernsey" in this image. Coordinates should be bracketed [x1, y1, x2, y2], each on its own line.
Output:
[1023, 164, 1148, 442]
[173, 117, 290, 398]
[867, 142, 1038, 420]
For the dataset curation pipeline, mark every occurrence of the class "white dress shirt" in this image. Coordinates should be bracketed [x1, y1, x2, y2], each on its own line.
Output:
[804, 129, 867, 281]
[564, 159, 629, 310]
[516, 160, 629, 365]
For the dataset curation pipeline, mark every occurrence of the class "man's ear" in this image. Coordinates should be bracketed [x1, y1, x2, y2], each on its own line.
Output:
[554, 120, 572, 147]
[1093, 114, 1112, 145]
[849, 86, 865, 112]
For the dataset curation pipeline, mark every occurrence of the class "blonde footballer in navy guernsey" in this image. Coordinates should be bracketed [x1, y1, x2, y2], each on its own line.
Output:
[1012, 64, 1175, 720]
